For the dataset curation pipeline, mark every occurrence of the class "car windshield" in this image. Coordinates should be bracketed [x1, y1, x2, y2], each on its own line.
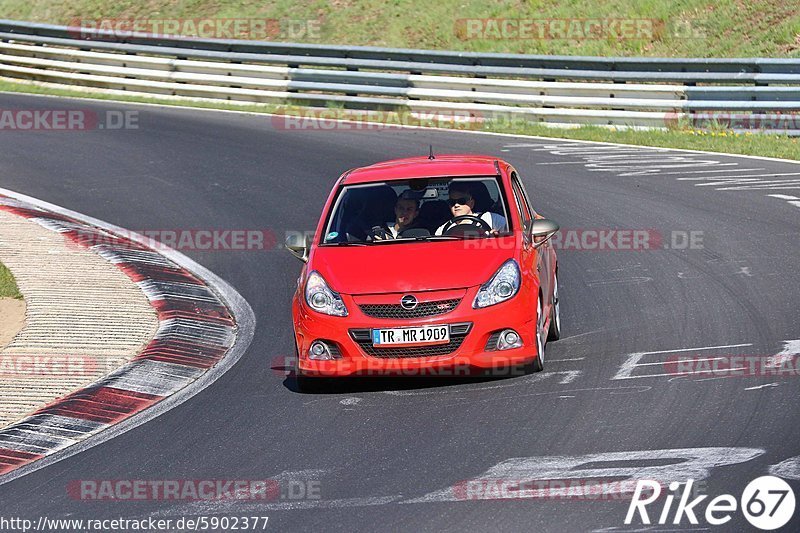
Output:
[321, 177, 510, 244]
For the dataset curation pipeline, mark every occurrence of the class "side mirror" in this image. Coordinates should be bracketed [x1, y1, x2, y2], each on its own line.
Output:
[285, 233, 310, 262]
[529, 218, 559, 249]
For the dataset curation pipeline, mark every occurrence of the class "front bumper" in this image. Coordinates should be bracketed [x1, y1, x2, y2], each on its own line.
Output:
[292, 286, 539, 377]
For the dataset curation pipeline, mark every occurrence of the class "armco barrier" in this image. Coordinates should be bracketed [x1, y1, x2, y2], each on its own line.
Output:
[0, 19, 798, 133]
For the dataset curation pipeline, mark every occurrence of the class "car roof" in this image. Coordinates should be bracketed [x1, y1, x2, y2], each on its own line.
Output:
[341, 154, 503, 185]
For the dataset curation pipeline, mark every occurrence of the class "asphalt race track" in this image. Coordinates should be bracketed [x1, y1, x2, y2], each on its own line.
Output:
[1, 93, 799, 531]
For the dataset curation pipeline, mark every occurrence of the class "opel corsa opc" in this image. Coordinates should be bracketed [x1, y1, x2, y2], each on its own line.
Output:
[286, 155, 561, 391]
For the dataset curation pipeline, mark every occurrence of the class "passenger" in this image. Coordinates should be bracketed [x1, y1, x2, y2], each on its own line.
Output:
[435, 182, 506, 235]
[371, 190, 421, 240]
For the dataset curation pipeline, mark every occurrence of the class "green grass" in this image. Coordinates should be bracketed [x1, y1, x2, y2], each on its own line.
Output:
[0, 78, 797, 160]
[0, 0, 798, 57]
[0, 262, 22, 300]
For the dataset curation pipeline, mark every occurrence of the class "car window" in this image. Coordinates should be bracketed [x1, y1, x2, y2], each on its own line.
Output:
[321, 177, 510, 244]
[511, 173, 532, 222]
[512, 172, 538, 218]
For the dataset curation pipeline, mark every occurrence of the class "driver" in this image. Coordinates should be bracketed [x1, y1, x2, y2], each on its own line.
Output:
[372, 190, 421, 240]
[435, 182, 506, 235]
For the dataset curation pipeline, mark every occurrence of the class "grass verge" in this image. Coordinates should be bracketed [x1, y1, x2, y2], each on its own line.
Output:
[0, 0, 798, 57]
[0, 262, 23, 299]
[0, 78, 797, 161]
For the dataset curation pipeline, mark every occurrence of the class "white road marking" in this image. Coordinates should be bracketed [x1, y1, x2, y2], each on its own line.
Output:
[536, 161, 595, 165]
[548, 357, 586, 362]
[743, 383, 779, 391]
[503, 141, 800, 208]
[339, 398, 361, 406]
[656, 166, 756, 176]
[737, 266, 753, 277]
[687, 172, 800, 182]
[613, 340, 799, 381]
[629, 357, 727, 368]
[718, 181, 800, 191]
[769, 339, 800, 367]
[693, 374, 746, 382]
[769, 456, 800, 480]
[557, 370, 583, 384]
[611, 343, 753, 380]
[633, 343, 751, 357]
[767, 194, 800, 208]
[404, 447, 764, 503]
[558, 328, 607, 342]
[586, 277, 652, 286]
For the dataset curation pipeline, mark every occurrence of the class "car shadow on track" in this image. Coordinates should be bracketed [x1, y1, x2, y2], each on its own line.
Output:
[283, 375, 517, 394]
[273, 363, 532, 394]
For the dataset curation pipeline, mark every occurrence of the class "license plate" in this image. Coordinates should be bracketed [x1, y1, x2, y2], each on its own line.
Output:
[372, 325, 450, 347]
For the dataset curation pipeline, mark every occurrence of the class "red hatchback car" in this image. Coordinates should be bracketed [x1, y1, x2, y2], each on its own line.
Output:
[286, 154, 561, 391]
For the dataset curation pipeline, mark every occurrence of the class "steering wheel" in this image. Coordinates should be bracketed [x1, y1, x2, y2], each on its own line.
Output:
[368, 225, 393, 241]
[441, 214, 492, 236]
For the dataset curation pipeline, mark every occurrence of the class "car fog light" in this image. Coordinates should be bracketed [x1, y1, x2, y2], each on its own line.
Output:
[309, 341, 331, 360]
[497, 329, 523, 350]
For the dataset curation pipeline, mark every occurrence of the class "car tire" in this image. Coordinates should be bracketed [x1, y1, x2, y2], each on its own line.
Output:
[547, 269, 561, 341]
[528, 296, 545, 373]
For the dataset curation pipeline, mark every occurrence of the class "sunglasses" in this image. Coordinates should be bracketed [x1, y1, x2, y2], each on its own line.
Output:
[447, 196, 471, 207]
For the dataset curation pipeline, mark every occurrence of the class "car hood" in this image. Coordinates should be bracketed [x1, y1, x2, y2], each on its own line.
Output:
[310, 238, 517, 295]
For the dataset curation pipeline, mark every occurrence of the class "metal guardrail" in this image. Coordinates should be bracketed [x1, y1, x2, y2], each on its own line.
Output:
[0, 19, 798, 133]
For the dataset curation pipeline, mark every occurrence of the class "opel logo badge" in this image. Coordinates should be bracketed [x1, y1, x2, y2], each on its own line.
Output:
[400, 295, 418, 310]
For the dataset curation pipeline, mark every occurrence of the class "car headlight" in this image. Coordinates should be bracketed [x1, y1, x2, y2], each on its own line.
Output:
[305, 271, 348, 316]
[473, 259, 521, 309]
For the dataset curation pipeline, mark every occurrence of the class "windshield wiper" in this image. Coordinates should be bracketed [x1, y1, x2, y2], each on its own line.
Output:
[414, 235, 461, 241]
[322, 241, 370, 246]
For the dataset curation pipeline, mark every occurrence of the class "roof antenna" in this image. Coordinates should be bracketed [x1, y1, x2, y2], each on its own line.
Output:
[428, 145, 435, 160]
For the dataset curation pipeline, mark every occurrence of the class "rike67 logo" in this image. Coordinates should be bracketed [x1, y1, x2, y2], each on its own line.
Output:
[626, 476, 795, 530]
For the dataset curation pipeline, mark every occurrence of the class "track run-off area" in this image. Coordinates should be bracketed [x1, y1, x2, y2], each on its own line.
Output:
[0, 92, 798, 531]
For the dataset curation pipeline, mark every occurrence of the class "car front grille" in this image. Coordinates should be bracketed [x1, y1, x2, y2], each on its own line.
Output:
[349, 323, 471, 359]
[484, 331, 502, 352]
[358, 298, 461, 319]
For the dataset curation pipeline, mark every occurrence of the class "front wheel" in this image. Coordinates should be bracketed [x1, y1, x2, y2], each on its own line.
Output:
[528, 296, 545, 373]
[547, 270, 561, 341]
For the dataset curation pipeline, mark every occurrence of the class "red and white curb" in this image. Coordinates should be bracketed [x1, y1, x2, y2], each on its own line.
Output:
[0, 190, 254, 482]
